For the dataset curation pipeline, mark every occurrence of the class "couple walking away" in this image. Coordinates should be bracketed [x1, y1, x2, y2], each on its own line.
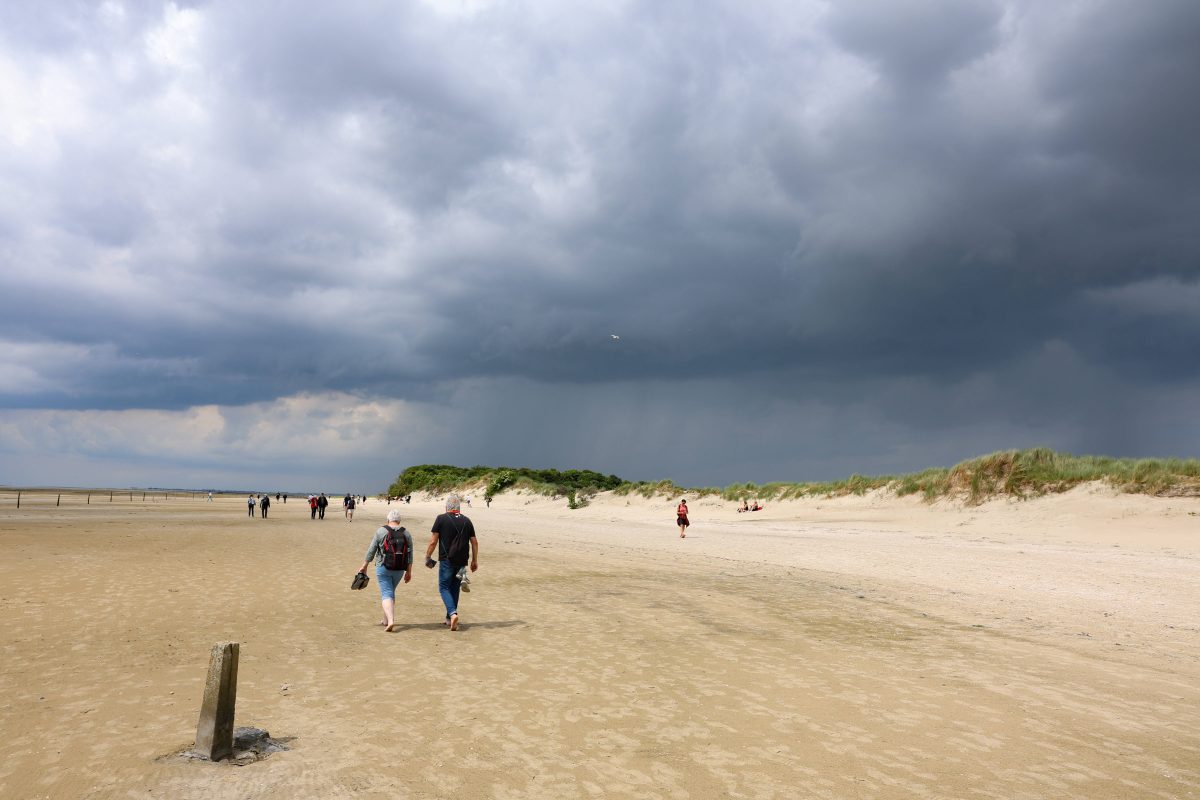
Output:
[357, 494, 479, 632]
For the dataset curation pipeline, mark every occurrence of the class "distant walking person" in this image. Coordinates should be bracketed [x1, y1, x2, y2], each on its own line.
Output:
[346, 494, 356, 522]
[309, 494, 318, 520]
[318, 493, 329, 519]
[424, 494, 478, 631]
[357, 509, 414, 632]
[677, 499, 689, 538]
[247, 494, 256, 517]
[207, 491, 213, 502]
[260, 493, 270, 518]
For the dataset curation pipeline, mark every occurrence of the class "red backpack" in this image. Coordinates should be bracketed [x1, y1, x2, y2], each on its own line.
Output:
[381, 526, 409, 571]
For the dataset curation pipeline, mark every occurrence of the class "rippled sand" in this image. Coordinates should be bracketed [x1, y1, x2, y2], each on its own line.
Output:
[1, 486, 1197, 799]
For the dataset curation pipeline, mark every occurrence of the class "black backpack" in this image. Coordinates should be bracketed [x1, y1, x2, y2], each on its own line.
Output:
[381, 526, 409, 571]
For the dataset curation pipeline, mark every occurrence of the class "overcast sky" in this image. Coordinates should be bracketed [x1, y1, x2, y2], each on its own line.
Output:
[2, 0, 1198, 492]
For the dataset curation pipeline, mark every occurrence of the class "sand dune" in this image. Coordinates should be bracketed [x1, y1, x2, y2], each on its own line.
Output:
[0, 486, 1198, 799]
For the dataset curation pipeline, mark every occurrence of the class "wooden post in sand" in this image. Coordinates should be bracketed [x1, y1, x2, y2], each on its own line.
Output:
[195, 642, 239, 761]
[56, 494, 61, 507]
[15, 492, 19, 509]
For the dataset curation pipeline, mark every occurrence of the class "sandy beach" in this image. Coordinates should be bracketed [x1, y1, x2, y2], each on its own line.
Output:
[1, 486, 1198, 799]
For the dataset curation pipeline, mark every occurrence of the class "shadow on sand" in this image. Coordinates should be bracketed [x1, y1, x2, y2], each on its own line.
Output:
[387, 619, 526, 632]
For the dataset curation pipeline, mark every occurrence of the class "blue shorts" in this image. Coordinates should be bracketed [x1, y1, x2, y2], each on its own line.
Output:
[375, 564, 407, 599]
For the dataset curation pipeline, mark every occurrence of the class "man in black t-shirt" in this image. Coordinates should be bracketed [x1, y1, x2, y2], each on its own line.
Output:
[424, 493, 478, 631]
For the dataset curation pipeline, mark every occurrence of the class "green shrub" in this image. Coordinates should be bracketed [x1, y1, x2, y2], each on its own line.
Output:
[390, 464, 624, 502]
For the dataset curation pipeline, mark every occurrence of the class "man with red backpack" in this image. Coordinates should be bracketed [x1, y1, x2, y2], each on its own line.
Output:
[356, 509, 414, 632]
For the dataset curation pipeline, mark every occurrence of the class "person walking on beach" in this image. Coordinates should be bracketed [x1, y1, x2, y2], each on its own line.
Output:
[356, 509, 414, 632]
[247, 494, 256, 517]
[346, 494, 356, 522]
[309, 494, 318, 520]
[260, 493, 270, 518]
[317, 493, 329, 519]
[207, 491, 213, 502]
[677, 499, 690, 538]
[424, 494, 478, 631]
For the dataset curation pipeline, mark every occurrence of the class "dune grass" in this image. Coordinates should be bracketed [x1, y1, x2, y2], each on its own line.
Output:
[715, 448, 1200, 505]
[388, 449, 1200, 507]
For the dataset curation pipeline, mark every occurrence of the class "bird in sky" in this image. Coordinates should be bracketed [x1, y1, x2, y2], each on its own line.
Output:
[610, 334, 620, 341]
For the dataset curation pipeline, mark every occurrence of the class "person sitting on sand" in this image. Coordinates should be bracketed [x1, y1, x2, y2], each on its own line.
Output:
[357, 509, 413, 632]
[677, 499, 690, 538]
[750, 501, 762, 511]
[739, 499, 749, 512]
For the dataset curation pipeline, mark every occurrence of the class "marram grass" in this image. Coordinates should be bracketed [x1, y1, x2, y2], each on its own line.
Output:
[715, 448, 1200, 505]
[389, 449, 1200, 507]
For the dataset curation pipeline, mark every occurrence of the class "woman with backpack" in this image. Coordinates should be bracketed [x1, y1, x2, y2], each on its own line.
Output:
[356, 509, 413, 632]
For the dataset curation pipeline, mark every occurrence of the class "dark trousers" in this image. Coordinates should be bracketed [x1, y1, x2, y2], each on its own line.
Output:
[261, 506, 268, 518]
[310, 507, 316, 519]
[318, 507, 326, 519]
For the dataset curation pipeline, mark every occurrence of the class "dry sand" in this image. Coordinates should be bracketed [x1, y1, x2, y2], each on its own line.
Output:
[1, 485, 1198, 799]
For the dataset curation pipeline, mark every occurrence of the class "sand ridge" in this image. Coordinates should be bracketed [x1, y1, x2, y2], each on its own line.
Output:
[0, 487, 1198, 798]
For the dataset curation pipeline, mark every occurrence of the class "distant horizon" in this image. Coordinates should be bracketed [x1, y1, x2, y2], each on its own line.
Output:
[6, 446, 1198, 500]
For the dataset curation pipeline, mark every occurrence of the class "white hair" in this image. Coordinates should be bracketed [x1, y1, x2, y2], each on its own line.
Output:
[387, 509, 402, 523]
[445, 494, 461, 512]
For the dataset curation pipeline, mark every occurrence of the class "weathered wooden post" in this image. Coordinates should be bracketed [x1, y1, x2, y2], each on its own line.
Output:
[16, 491, 20, 509]
[110, 491, 113, 502]
[87, 494, 91, 504]
[57, 494, 61, 507]
[195, 642, 239, 761]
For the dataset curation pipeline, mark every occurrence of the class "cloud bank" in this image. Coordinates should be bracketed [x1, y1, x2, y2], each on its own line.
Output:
[2, 0, 1198, 489]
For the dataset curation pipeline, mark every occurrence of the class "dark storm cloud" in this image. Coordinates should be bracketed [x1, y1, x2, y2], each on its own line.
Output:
[3, 0, 1200, 485]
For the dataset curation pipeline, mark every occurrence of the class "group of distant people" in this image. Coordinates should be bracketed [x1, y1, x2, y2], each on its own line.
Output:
[295, 493, 369, 520]
[737, 499, 763, 512]
[246, 493, 273, 518]
[356, 494, 479, 632]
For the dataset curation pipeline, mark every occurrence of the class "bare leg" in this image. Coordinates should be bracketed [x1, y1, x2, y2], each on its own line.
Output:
[382, 598, 395, 631]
